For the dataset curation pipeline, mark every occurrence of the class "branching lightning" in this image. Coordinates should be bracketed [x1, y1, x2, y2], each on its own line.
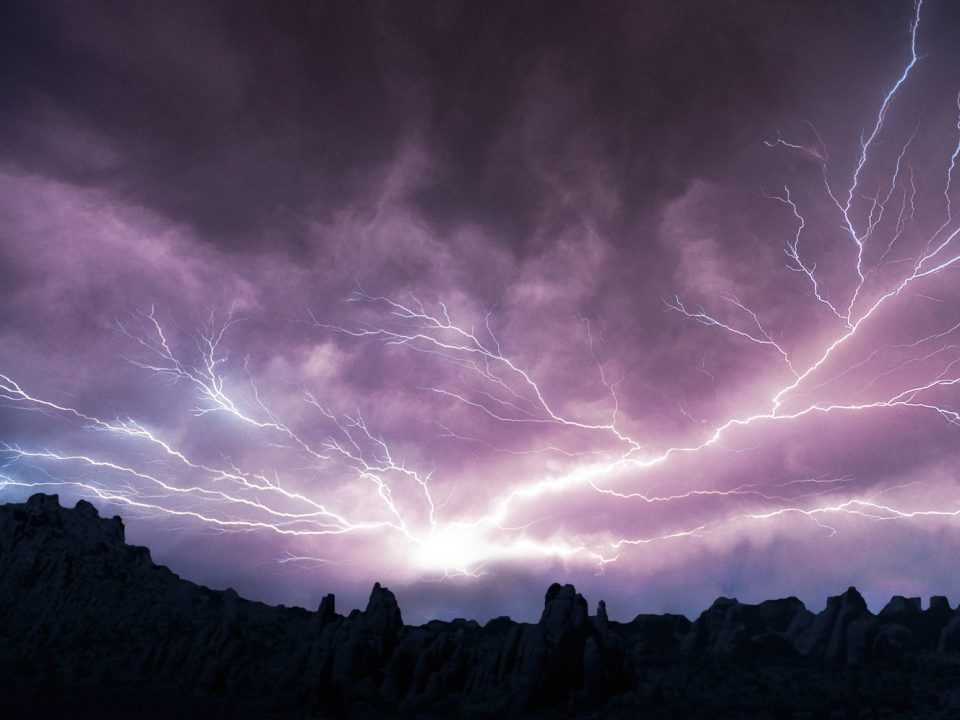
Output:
[3, 0, 960, 581]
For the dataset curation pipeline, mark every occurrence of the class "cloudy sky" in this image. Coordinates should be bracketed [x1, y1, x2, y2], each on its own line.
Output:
[3, 0, 960, 623]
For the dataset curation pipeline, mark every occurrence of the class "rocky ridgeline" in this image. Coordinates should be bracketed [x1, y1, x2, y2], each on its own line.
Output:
[3, 494, 960, 718]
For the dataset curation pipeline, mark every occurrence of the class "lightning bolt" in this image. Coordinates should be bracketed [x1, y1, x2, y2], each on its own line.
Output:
[3, 0, 960, 580]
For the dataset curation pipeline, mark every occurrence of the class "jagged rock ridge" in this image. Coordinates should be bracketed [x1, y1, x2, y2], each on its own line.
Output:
[4, 494, 960, 718]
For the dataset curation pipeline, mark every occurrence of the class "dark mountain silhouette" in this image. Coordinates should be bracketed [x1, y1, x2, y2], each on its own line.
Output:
[3, 494, 960, 718]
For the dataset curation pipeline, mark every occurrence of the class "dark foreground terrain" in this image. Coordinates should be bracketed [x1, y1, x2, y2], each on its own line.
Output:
[3, 495, 960, 718]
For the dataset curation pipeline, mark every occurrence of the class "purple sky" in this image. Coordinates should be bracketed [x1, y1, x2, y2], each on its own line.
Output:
[4, 0, 960, 623]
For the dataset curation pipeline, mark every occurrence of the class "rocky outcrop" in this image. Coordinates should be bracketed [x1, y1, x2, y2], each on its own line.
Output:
[5, 494, 960, 718]
[794, 586, 873, 662]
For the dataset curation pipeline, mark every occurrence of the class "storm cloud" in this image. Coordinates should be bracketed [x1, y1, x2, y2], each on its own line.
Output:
[3, 0, 960, 622]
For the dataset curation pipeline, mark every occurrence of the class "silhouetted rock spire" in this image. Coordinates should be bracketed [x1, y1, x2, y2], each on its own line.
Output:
[318, 593, 336, 623]
[366, 581, 403, 637]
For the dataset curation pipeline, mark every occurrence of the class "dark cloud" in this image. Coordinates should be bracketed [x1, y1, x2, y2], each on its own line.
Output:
[1, 1, 914, 253]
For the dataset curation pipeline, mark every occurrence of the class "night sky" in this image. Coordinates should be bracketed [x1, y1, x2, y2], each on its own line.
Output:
[3, 0, 960, 623]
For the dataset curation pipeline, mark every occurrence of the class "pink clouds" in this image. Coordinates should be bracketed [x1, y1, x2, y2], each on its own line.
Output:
[3, 1, 960, 623]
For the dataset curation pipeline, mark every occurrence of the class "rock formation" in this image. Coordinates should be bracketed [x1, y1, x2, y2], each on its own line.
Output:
[4, 493, 960, 718]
